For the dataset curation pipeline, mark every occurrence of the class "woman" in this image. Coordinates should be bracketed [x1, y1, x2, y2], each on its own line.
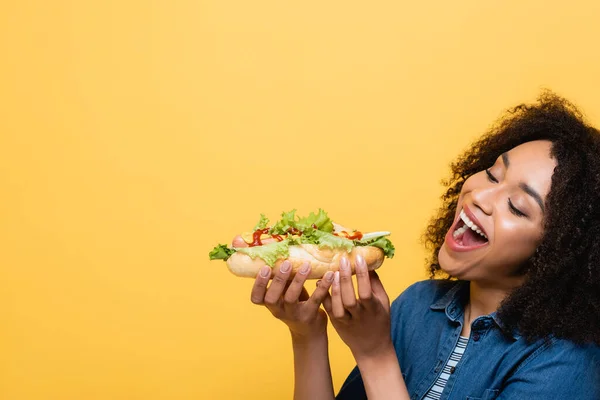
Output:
[250, 92, 600, 400]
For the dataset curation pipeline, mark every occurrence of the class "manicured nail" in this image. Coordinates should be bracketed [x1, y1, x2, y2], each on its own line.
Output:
[280, 261, 291, 273]
[339, 258, 349, 271]
[334, 271, 340, 284]
[324, 271, 334, 282]
[260, 266, 271, 277]
[299, 263, 310, 274]
[356, 254, 365, 269]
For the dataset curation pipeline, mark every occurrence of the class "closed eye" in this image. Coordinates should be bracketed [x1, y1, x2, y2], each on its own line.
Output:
[485, 169, 528, 218]
[485, 169, 498, 183]
[509, 199, 527, 218]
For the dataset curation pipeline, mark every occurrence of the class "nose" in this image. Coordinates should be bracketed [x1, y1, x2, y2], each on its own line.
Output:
[470, 185, 495, 216]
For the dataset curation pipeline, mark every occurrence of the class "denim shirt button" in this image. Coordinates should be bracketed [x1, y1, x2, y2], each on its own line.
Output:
[473, 320, 486, 330]
[473, 333, 481, 342]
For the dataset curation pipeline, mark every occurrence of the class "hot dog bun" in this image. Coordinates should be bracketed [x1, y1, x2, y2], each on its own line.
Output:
[226, 244, 384, 279]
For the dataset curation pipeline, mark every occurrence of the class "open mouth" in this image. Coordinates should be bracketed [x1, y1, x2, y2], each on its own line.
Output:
[450, 209, 489, 249]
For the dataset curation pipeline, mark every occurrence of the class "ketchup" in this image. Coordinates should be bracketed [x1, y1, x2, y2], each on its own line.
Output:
[249, 228, 270, 247]
[288, 224, 317, 235]
[249, 223, 322, 247]
[288, 227, 302, 236]
[346, 231, 363, 240]
[334, 231, 363, 240]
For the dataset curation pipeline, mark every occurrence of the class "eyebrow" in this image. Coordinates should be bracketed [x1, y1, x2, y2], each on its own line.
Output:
[501, 152, 545, 213]
[502, 153, 510, 168]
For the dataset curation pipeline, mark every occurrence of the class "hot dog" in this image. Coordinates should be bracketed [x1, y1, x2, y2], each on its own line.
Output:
[208, 209, 395, 279]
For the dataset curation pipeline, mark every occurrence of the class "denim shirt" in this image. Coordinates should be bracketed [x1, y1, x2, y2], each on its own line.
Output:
[336, 279, 600, 400]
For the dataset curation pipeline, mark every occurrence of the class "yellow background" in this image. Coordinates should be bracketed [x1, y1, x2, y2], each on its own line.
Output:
[1, 1, 599, 399]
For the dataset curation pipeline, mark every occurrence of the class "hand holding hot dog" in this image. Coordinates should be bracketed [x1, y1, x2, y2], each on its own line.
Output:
[250, 260, 335, 338]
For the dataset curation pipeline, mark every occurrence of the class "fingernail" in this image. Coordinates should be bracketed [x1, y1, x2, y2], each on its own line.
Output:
[299, 263, 310, 274]
[324, 271, 334, 282]
[356, 254, 365, 269]
[260, 266, 271, 277]
[316, 280, 322, 287]
[280, 261, 291, 273]
[334, 271, 340, 284]
[339, 258, 349, 271]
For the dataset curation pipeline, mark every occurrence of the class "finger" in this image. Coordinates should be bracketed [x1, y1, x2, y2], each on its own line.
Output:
[355, 254, 373, 302]
[323, 292, 333, 315]
[263, 260, 293, 307]
[283, 262, 311, 305]
[299, 287, 309, 302]
[331, 271, 350, 319]
[339, 257, 358, 313]
[370, 270, 391, 311]
[250, 265, 272, 304]
[305, 271, 335, 314]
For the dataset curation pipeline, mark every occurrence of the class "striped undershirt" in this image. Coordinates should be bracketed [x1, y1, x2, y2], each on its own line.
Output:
[423, 336, 469, 400]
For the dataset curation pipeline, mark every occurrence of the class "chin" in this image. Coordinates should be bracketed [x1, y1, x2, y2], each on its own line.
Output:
[437, 242, 473, 279]
[437, 243, 454, 275]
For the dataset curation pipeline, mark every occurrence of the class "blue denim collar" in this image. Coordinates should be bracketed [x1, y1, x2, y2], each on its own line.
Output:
[429, 280, 521, 340]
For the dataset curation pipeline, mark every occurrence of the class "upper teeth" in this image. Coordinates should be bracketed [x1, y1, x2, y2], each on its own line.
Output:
[453, 210, 488, 240]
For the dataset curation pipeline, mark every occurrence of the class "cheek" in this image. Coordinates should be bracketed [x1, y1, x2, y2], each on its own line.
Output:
[456, 178, 476, 209]
[493, 219, 541, 259]
[460, 177, 477, 196]
[462, 173, 487, 189]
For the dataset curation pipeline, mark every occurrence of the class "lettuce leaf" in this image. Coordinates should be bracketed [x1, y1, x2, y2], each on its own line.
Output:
[268, 208, 334, 235]
[268, 209, 298, 235]
[296, 209, 334, 233]
[355, 236, 395, 258]
[235, 239, 292, 267]
[253, 213, 269, 230]
[300, 229, 354, 252]
[208, 244, 236, 261]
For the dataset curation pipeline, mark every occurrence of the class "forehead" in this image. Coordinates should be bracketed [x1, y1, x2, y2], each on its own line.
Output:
[506, 140, 554, 167]
[503, 140, 557, 196]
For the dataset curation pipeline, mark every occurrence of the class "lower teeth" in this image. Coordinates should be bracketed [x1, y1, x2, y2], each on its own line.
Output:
[453, 225, 469, 239]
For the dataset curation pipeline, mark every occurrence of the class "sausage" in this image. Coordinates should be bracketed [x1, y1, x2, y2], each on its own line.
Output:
[232, 235, 248, 248]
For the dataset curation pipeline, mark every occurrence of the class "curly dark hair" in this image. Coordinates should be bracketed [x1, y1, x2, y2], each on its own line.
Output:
[423, 90, 600, 344]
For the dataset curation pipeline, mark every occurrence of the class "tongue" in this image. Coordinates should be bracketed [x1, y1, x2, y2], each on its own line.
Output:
[462, 228, 487, 246]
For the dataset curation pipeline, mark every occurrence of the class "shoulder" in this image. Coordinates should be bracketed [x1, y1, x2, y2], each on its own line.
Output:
[523, 337, 600, 368]
[507, 338, 600, 396]
[514, 336, 600, 383]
